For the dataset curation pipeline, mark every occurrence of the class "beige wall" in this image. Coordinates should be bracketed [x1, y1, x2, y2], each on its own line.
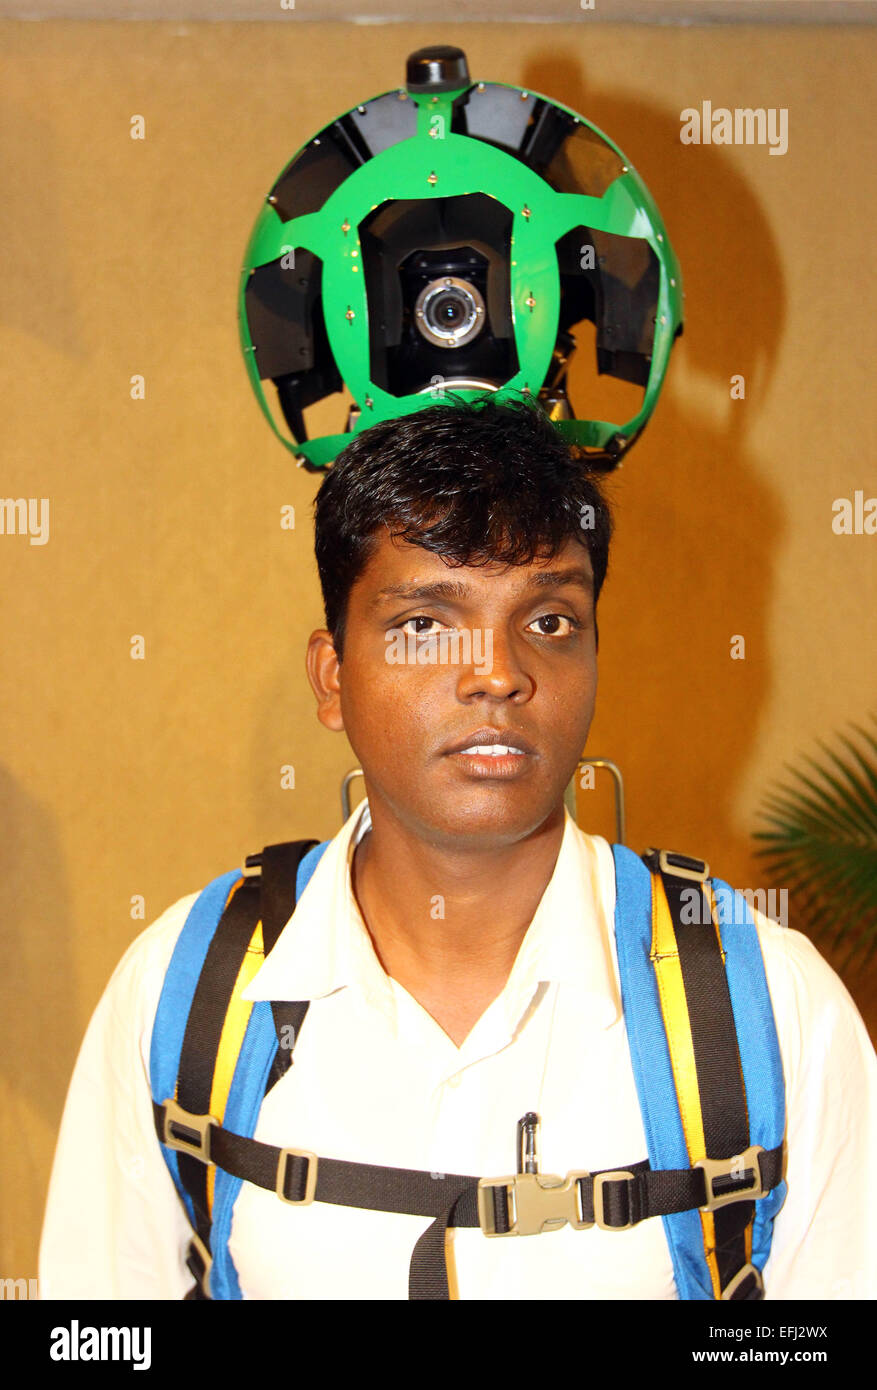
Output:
[2, 18, 875, 1278]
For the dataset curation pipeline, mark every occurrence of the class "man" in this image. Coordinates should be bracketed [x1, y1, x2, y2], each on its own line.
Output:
[40, 397, 877, 1299]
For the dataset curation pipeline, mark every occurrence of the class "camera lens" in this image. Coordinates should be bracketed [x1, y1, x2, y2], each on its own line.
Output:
[434, 292, 466, 327]
[414, 277, 485, 349]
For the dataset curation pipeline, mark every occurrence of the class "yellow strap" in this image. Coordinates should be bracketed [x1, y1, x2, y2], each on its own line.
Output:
[203, 895, 266, 1216]
[649, 874, 722, 1297]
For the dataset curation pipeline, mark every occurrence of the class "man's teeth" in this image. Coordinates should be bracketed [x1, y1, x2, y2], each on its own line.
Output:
[459, 745, 524, 756]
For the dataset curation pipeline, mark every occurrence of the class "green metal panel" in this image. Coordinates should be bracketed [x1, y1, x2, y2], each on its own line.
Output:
[238, 80, 684, 467]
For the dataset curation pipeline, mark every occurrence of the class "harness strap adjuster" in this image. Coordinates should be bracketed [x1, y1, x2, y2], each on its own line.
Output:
[592, 1170, 638, 1230]
[185, 1231, 213, 1298]
[720, 1261, 764, 1300]
[477, 1171, 592, 1237]
[276, 1147, 318, 1205]
[644, 848, 711, 883]
[695, 1146, 766, 1211]
[160, 1099, 218, 1162]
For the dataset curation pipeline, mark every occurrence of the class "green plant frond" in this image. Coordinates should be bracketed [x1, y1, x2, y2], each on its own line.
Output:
[811, 737, 877, 825]
[836, 732, 877, 804]
[850, 718, 877, 761]
[761, 839, 877, 895]
[796, 757, 877, 839]
[757, 782, 865, 839]
[753, 715, 877, 970]
[794, 875, 874, 940]
[756, 781, 873, 844]
[776, 763, 871, 830]
[782, 758, 877, 838]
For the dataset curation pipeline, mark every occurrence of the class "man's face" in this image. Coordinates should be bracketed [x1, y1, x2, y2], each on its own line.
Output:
[307, 531, 598, 851]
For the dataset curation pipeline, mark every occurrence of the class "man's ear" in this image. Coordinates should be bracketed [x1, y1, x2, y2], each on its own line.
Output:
[306, 629, 345, 733]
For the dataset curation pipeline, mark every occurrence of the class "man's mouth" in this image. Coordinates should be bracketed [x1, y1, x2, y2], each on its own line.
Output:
[443, 727, 535, 778]
[456, 744, 526, 757]
[443, 727, 536, 756]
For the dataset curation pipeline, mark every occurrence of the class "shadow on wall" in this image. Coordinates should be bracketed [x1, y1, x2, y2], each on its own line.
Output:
[0, 763, 76, 1266]
[0, 103, 89, 361]
[522, 54, 786, 885]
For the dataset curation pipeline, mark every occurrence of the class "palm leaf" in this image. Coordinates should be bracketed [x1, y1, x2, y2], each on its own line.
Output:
[753, 716, 877, 973]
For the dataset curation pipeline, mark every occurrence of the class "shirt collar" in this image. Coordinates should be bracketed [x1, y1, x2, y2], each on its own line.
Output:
[242, 798, 620, 1034]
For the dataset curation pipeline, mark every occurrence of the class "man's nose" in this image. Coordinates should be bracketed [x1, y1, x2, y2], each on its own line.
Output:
[455, 627, 535, 702]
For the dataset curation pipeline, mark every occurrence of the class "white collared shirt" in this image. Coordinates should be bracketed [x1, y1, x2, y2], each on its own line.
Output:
[39, 803, 877, 1299]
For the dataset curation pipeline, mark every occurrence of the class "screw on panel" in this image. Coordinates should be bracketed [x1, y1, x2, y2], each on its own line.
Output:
[342, 219, 351, 235]
[345, 307, 355, 322]
[522, 205, 531, 219]
[364, 396, 374, 409]
[427, 172, 438, 185]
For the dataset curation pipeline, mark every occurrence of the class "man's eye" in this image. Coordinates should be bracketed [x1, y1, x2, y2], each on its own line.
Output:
[526, 614, 579, 637]
[399, 616, 451, 637]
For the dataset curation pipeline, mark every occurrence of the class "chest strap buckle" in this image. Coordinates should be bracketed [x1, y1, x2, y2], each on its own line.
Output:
[695, 1147, 766, 1211]
[477, 1171, 592, 1236]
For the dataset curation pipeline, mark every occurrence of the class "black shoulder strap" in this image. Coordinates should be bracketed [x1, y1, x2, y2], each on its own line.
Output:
[174, 873, 261, 1277]
[173, 838, 317, 1296]
[257, 840, 318, 1095]
[642, 848, 761, 1300]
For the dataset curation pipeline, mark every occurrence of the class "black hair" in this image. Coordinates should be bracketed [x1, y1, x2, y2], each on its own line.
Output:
[313, 394, 613, 659]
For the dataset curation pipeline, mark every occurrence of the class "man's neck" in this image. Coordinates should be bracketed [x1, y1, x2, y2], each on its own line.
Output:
[350, 802, 565, 1001]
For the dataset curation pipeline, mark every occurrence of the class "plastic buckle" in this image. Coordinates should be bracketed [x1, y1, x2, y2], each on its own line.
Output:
[592, 1170, 636, 1230]
[477, 1171, 592, 1237]
[161, 1099, 218, 1162]
[695, 1147, 766, 1211]
[649, 848, 710, 883]
[276, 1147, 318, 1205]
[721, 1262, 765, 1301]
[242, 853, 262, 878]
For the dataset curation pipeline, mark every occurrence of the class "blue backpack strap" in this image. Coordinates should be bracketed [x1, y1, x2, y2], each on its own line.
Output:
[150, 868, 242, 1230]
[150, 839, 331, 1300]
[611, 845, 786, 1300]
[711, 878, 787, 1274]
